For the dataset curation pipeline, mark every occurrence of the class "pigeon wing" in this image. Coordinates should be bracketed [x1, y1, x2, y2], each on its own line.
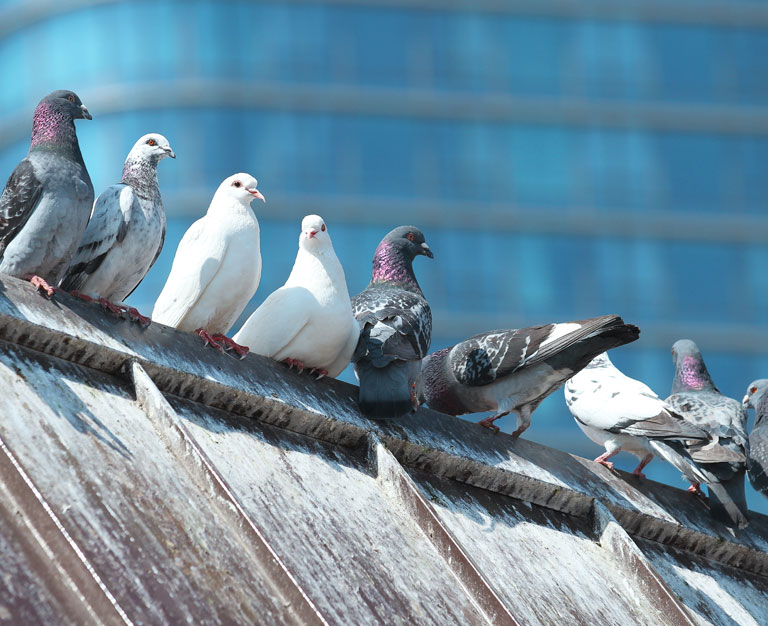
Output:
[151, 217, 223, 328]
[60, 184, 133, 291]
[0, 159, 43, 254]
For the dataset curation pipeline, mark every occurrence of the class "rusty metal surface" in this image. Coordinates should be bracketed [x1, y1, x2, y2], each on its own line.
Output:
[0, 273, 766, 625]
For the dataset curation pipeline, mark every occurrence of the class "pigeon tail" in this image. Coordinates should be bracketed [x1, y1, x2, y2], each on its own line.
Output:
[701, 466, 749, 529]
[356, 358, 413, 420]
[648, 440, 709, 485]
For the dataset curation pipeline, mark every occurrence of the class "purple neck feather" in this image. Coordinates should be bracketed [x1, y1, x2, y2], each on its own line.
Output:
[121, 156, 160, 199]
[29, 102, 82, 161]
[370, 240, 421, 293]
[421, 348, 468, 415]
[671, 355, 716, 393]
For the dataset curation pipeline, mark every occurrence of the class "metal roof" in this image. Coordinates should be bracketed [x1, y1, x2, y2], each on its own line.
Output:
[0, 274, 765, 625]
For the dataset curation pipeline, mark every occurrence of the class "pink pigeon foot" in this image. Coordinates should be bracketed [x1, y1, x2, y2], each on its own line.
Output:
[631, 453, 654, 479]
[69, 290, 94, 303]
[125, 307, 151, 327]
[29, 275, 55, 298]
[211, 334, 249, 359]
[410, 382, 419, 412]
[308, 368, 328, 380]
[195, 328, 224, 352]
[687, 482, 702, 495]
[478, 416, 501, 433]
[98, 297, 126, 318]
[283, 358, 305, 373]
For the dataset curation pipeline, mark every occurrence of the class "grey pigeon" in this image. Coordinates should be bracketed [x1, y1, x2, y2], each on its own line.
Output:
[742, 379, 768, 500]
[0, 90, 93, 296]
[565, 352, 710, 482]
[666, 339, 749, 528]
[60, 133, 175, 323]
[417, 315, 639, 438]
[351, 226, 433, 419]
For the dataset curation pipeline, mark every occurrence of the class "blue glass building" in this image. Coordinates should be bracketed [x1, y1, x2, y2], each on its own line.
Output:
[1, 1, 767, 511]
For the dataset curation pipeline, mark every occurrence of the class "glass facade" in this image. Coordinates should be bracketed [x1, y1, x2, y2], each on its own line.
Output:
[1, 0, 767, 511]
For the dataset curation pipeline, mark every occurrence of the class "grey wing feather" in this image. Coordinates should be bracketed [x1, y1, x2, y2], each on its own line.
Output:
[611, 410, 709, 441]
[60, 184, 132, 292]
[0, 159, 43, 254]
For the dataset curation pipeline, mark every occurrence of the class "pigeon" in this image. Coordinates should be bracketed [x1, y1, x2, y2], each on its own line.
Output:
[151, 173, 265, 356]
[417, 315, 639, 438]
[565, 352, 710, 482]
[233, 215, 359, 378]
[351, 226, 433, 419]
[666, 339, 749, 528]
[0, 90, 93, 296]
[742, 379, 768, 500]
[60, 133, 176, 323]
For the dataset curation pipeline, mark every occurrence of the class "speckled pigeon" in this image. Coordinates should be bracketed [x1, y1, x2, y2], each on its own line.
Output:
[60, 133, 175, 323]
[742, 379, 768, 500]
[565, 352, 710, 482]
[351, 226, 433, 419]
[152, 173, 264, 356]
[233, 215, 359, 378]
[0, 90, 93, 296]
[417, 315, 639, 438]
[666, 339, 749, 529]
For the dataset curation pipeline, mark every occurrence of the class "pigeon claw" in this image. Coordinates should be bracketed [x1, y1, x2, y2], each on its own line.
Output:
[98, 297, 126, 318]
[478, 416, 501, 433]
[308, 368, 328, 380]
[211, 334, 249, 359]
[29, 275, 55, 298]
[195, 328, 224, 352]
[126, 307, 151, 327]
[687, 483, 702, 495]
[283, 358, 305, 373]
[595, 459, 615, 470]
[69, 290, 95, 303]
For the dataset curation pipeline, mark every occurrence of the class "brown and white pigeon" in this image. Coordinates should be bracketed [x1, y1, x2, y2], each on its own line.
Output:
[233, 215, 359, 378]
[417, 315, 640, 438]
[351, 226, 433, 420]
[742, 379, 768, 501]
[666, 339, 749, 529]
[0, 90, 93, 296]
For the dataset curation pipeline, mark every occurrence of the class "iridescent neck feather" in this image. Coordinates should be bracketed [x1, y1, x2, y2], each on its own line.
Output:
[671, 354, 717, 393]
[370, 240, 421, 293]
[29, 102, 82, 163]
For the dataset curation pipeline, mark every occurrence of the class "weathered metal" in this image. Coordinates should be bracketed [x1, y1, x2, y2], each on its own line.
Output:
[0, 274, 765, 625]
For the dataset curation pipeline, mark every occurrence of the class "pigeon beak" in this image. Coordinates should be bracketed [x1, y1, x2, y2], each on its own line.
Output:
[306, 229, 318, 239]
[164, 147, 176, 159]
[247, 188, 265, 202]
[742, 394, 751, 409]
[80, 104, 92, 120]
[420, 242, 434, 258]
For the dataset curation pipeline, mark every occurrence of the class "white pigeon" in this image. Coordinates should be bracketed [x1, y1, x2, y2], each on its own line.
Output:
[233, 215, 359, 378]
[60, 133, 175, 324]
[151, 173, 265, 356]
[565, 352, 710, 482]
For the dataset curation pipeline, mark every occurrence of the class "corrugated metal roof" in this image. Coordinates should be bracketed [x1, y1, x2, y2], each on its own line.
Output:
[0, 274, 765, 625]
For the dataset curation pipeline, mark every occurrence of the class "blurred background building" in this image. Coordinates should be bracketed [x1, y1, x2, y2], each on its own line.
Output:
[1, 0, 767, 511]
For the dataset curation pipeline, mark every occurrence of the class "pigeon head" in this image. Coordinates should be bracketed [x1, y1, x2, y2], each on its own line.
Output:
[299, 214, 331, 249]
[214, 173, 266, 207]
[670, 339, 717, 393]
[370, 226, 433, 289]
[30, 90, 91, 151]
[129, 133, 176, 163]
[742, 379, 768, 410]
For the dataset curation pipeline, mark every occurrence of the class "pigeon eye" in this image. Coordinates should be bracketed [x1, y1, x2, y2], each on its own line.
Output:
[146, 138, 156, 146]
[406, 233, 415, 242]
[751, 386, 758, 394]
[66, 94, 75, 102]
[321, 224, 326, 232]
[233, 181, 242, 188]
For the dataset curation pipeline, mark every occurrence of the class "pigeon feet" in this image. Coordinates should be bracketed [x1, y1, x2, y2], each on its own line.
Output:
[125, 307, 151, 327]
[596, 459, 615, 470]
[687, 483, 702, 495]
[410, 382, 419, 412]
[69, 290, 95, 303]
[631, 453, 653, 479]
[308, 368, 328, 380]
[29, 275, 55, 298]
[211, 334, 249, 359]
[98, 297, 126, 318]
[195, 328, 224, 352]
[283, 358, 305, 373]
[478, 416, 501, 433]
